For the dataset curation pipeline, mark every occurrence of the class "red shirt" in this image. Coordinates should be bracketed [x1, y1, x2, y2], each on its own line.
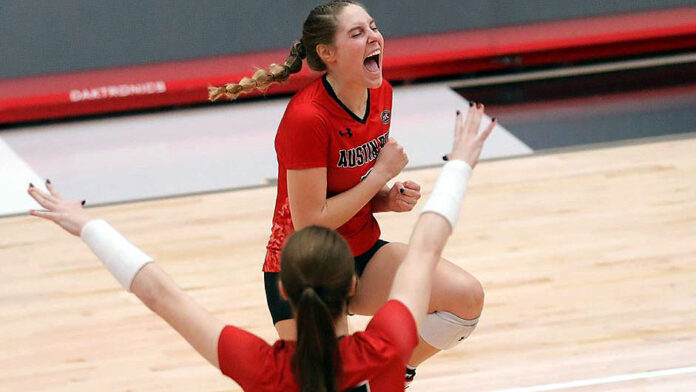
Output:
[264, 75, 393, 272]
[218, 300, 418, 392]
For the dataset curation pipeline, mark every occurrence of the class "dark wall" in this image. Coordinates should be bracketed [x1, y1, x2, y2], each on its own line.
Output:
[2, 0, 696, 79]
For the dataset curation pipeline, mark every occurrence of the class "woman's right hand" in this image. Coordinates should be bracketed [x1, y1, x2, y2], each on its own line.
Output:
[373, 137, 408, 181]
[27, 181, 93, 237]
[446, 102, 496, 168]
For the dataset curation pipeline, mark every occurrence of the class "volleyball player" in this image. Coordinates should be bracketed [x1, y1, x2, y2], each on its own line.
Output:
[209, 1, 487, 384]
[27, 101, 494, 391]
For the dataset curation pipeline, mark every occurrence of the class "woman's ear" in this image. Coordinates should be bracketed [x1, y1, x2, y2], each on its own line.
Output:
[278, 280, 289, 301]
[316, 43, 336, 66]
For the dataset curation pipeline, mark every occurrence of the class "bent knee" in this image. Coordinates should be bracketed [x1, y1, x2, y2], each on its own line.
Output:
[445, 273, 484, 318]
[465, 276, 485, 314]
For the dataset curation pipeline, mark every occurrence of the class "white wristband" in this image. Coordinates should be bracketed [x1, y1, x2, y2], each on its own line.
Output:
[80, 220, 154, 292]
[421, 160, 473, 229]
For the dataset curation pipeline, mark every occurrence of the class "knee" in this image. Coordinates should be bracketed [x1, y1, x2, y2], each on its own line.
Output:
[453, 274, 484, 318]
[467, 277, 485, 314]
[423, 275, 484, 349]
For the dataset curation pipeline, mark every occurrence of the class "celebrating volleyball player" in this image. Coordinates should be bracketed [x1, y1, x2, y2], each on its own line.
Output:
[210, 1, 489, 384]
[27, 100, 494, 391]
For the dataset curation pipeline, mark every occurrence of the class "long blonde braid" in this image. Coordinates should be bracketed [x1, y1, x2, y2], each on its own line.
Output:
[208, 40, 306, 102]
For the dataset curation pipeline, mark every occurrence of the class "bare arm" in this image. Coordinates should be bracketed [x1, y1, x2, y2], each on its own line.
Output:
[388, 211, 454, 329]
[27, 184, 224, 368]
[131, 263, 224, 367]
[288, 137, 408, 230]
[288, 167, 390, 229]
[369, 185, 392, 213]
[389, 104, 496, 329]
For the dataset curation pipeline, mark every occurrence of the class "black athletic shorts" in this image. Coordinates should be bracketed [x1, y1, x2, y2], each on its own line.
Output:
[264, 239, 389, 325]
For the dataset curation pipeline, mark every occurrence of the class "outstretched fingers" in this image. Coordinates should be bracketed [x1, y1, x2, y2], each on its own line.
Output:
[454, 110, 463, 139]
[462, 102, 476, 136]
[29, 209, 59, 222]
[470, 102, 484, 134]
[478, 118, 497, 142]
[25, 181, 92, 237]
[28, 185, 57, 210]
[45, 180, 63, 199]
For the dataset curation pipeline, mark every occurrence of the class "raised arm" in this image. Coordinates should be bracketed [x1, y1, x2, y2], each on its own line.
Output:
[27, 184, 224, 367]
[388, 103, 496, 329]
[288, 137, 409, 230]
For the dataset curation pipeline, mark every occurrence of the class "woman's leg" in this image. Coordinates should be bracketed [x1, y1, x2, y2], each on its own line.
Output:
[349, 242, 484, 365]
[264, 272, 297, 340]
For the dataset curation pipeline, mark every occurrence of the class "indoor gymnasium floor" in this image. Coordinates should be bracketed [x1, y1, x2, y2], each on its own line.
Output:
[1, 60, 695, 391]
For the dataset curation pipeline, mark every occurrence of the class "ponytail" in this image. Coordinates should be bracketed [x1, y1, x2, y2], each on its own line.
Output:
[280, 228, 354, 389]
[208, 40, 306, 102]
[294, 285, 342, 392]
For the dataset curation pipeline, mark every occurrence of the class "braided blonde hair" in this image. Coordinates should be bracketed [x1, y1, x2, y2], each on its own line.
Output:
[208, 41, 306, 101]
[208, 1, 362, 102]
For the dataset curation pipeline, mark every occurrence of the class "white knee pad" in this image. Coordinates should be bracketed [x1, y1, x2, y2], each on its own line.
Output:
[420, 311, 479, 350]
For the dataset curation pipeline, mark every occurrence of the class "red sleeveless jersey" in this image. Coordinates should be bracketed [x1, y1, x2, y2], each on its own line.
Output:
[218, 300, 418, 392]
[264, 75, 393, 272]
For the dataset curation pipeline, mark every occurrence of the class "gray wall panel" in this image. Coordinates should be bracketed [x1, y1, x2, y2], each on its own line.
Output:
[2, 0, 695, 79]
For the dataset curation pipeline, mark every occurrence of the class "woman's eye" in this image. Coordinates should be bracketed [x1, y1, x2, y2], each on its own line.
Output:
[371, 26, 379, 31]
[352, 32, 362, 37]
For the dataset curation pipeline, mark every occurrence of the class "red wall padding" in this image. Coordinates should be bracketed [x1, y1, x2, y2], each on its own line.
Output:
[1, 6, 696, 125]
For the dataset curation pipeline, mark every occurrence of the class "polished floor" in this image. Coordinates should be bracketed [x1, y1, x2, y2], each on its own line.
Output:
[0, 136, 694, 391]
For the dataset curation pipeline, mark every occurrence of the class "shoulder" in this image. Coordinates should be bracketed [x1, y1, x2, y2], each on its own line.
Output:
[339, 307, 414, 382]
[340, 331, 400, 374]
[281, 81, 329, 129]
[218, 326, 271, 368]
[363, 300, 418, 361]
[368, 300, 414, 332]
[278, 102, 328, 141]
[288, 75, 327, 109]
[284, 100, 325, 120]
[218, 326, 295, 390]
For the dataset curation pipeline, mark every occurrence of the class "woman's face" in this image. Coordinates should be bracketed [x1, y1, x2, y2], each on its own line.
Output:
[329, 4, 384, 89]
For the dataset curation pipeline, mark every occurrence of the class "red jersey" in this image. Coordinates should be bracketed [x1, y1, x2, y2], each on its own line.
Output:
[264, 75, 393, 272]
[218, 300, 418, 392]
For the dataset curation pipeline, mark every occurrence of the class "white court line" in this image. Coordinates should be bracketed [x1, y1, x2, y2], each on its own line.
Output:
[491, 366, 696, 392]
[0, 137, 46, 216]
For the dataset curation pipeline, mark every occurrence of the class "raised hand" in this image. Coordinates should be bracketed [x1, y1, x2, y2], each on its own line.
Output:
[27, 181, 92, 236]
[445, 103, 496, 167]
[373, 137, 408, 181]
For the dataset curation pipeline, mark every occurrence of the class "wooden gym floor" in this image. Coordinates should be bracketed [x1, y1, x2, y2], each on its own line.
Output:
[1, 135, 694, 392]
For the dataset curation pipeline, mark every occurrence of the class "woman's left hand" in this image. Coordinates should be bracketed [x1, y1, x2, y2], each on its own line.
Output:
[386, 180, 421, 212]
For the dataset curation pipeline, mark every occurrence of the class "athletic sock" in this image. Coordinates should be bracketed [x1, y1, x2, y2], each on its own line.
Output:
[405, 365, 417, 389]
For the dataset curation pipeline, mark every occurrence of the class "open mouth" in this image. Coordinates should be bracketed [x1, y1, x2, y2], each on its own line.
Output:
[363, 49, 381, 73]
